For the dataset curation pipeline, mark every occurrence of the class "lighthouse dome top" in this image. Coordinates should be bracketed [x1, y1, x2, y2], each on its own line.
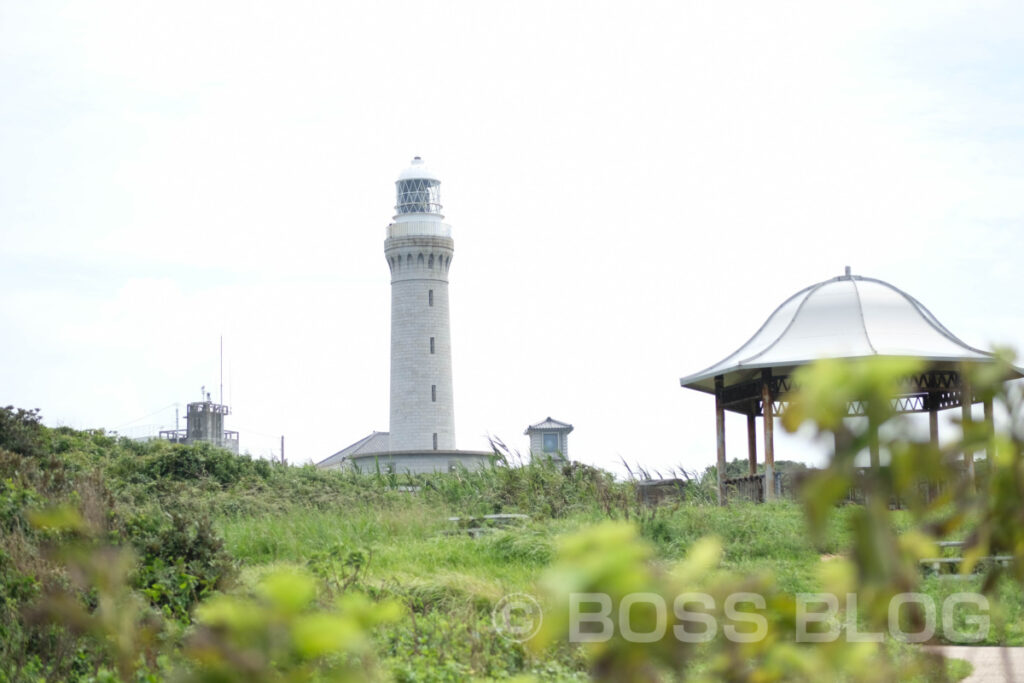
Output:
[679, 269, 1021, 393]
[397, 156, 441, 182]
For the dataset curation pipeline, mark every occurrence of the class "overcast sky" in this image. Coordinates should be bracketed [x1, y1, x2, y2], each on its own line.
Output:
[2, 1, 1022, 474]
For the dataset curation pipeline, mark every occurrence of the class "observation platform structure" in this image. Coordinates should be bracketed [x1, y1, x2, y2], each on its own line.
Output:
[679, 268, 1022, 505]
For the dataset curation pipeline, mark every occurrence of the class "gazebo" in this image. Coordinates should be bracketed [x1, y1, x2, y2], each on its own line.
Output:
[679, 268, 1022, 505]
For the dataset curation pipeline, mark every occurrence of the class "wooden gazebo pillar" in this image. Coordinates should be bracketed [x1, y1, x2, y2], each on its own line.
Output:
[746, 412, 757, 476]
[928, 392, 940, 502]
[868, 421, 880, 469]
[984, 397, 995, 466]
[761, 369, 776, 501]
[961, 373, 975, 488]
[714, 375, 727, 506]
[928, 393, 939, 449]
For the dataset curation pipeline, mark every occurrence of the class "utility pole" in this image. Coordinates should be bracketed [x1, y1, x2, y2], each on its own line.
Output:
[280, 436, 285, 464]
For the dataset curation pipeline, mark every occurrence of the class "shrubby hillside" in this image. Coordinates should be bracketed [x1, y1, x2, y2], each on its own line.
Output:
[0, 380, 1002, 682]
[0, 405, 629, 680]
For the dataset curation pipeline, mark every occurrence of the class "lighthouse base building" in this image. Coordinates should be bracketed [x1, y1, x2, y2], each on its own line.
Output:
[317, 431, 492, 474]
[318, 157, 491, 474]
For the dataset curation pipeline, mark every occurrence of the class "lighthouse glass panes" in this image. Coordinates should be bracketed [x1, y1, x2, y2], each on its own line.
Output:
[396, 178, 442, 215]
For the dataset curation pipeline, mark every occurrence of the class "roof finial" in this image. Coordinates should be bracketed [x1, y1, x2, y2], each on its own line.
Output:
[844, 265, 851, 277]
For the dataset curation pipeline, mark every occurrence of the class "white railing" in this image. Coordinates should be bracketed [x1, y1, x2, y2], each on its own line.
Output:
[386, 221, 452, 239]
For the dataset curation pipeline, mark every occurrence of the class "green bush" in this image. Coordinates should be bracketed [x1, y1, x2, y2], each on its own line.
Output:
[126, 510, 235, 621]
[138, 442, 250, 487]
[181, 569, 400, 682]
[0, 406, 47, 458]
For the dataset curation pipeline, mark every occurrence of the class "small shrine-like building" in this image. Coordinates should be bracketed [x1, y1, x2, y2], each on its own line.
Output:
[679, 268, 1022, 505]
[525, 417, 574, 462]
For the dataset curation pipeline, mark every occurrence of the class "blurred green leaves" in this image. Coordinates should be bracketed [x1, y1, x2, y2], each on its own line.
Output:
[185, 569, 401, 683]
[529, 519, 941, 682]
[782, 356, 924, 435]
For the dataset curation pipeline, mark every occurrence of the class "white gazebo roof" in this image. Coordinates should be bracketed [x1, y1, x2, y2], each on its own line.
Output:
[680, 271, 1017, 394]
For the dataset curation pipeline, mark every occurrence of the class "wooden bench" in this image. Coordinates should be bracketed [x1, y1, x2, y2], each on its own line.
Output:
[919, 541, 1013, 577]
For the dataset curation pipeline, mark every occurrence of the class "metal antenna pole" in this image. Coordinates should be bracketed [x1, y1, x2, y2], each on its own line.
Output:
[220, 336, 224, 406]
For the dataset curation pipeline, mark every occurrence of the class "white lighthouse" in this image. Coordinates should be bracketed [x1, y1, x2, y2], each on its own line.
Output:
[385, 157, 456, 452]
[317, 157, 492, 473]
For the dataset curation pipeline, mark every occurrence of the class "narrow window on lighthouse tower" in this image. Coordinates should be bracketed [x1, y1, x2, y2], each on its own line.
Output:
[430, 337, 435, 354]
[433, 433, 438, 450]
[431, 385, 436, 402]
[428, 289, 433, 307]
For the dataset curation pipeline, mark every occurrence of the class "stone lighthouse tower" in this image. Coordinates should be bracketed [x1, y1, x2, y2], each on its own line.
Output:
[385, 157, 456, 452]
[316, 158, 491, 473]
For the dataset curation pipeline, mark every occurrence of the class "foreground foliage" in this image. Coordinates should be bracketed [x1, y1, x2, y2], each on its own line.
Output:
[2, 348, 1021, 681]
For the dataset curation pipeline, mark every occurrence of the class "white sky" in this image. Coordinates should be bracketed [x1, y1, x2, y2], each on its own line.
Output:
[2, 1, 1022, 474]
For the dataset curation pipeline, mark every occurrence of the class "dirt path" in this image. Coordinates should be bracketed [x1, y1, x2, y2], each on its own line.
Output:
[926, 646, 1024, 682]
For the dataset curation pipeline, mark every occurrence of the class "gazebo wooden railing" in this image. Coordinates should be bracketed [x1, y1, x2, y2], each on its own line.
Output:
[725, 472, 783, 503]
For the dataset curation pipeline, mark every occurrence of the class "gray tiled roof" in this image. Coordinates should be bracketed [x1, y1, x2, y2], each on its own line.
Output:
[524, 417, 573, 434]
[316, 431, 390, 468]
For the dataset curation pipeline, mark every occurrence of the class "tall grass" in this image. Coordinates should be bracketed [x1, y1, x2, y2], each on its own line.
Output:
[216, 505, 555, 589]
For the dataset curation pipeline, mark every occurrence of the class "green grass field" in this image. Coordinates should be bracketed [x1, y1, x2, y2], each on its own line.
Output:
[211, 499, 1002, 680]
[0, 410, 1003, 680]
